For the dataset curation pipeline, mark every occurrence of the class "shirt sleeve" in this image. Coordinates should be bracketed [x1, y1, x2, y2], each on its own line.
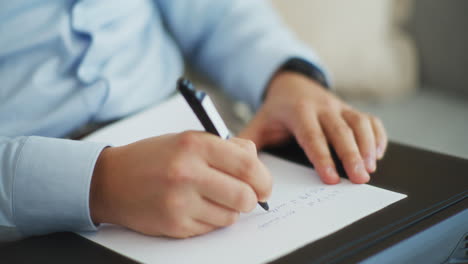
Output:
[155, 0, 330, 109]
[0, 136, 108, 239]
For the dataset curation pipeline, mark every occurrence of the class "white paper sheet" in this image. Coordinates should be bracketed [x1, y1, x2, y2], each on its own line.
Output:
[84, 95, 204, 146]
[81, 94, 406, 264]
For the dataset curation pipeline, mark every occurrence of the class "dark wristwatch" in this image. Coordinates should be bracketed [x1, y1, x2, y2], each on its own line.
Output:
[279, 57, 330, 89]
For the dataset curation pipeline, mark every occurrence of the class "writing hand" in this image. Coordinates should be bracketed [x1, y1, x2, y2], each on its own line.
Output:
[90, 131, 272, 238]
[239, 71, 388, 184]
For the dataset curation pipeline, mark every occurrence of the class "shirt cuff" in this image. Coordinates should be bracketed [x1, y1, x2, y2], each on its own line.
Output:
[279, 57, 331, 90]
[13, 136, 109, 236]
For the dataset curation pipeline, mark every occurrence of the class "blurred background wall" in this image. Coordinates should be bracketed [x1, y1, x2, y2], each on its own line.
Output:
[409, 0, 468, 97]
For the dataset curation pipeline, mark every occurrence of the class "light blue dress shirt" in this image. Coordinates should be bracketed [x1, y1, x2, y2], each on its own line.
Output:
[0, 0, 326, 240]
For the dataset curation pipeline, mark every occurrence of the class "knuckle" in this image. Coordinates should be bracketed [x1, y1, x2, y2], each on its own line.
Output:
[244, 139, 257, 154]
[295, 102, 315, 122]
[295, 98, 311, 113]
[233, 138, 257, 155]
[300, 130, 325, 146]
[168, 161, 193, 184]
[334, 124, 353, 137]
[314, 93, 340, 109]
[344, 110, 367, 126]
[321, 96, 338, 109]
[319, 111, 333, 121]
[348, 112, 362, 123]
[178, 131, 201, 150]
[355, 114, 370, 128]
[240, 158, 257, 179]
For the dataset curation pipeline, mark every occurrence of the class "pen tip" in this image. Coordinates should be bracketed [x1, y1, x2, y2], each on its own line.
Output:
[259, 201, 269, 211]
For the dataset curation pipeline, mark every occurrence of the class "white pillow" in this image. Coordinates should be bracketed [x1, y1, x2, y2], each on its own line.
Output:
[270, 0, 418, 100]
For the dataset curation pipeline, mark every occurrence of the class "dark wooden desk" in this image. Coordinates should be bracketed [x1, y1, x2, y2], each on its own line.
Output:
[2, 142, 467, 264]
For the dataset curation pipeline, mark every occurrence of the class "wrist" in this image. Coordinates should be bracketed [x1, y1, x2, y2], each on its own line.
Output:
[263, 58, 330, 102]
[90, 146, 114, 225]
[266, 71, 324, 100]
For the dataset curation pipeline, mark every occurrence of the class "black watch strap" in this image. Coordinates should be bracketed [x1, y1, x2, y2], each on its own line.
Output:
[280, 57, 330, 89]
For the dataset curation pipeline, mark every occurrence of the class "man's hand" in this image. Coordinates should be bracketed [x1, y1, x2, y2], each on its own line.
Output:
[240, 71, 388, 184]
[90, 131, 272, 238]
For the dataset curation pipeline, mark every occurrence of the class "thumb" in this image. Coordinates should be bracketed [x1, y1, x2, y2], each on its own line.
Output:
[238, 111, 268, 149]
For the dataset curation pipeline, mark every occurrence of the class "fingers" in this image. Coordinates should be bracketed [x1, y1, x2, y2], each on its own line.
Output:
[238, 110, 290, 149]
[201, 136, 273, 202]
[167, 219, 217, 239]
[320, 112, 370, 184]
[191, 220, 218, 236]
[293, 113, 340, 184]
[228, 138, 273, 201]
[229, 137, 258, 153]
[370, 116, 388, 159]
[342, 110, 376, 173]
[192, 197, 240, 227]
[195, 166, 258, 213]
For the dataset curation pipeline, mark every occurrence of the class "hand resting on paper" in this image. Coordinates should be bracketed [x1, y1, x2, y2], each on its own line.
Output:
[88, 72, 388, 239]
[90, 132, 272, 238]
[240, 71, 388, 184]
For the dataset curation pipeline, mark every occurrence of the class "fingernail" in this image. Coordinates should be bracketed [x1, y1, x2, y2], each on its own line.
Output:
[354, 162, 370, 182]
[325, 166, 340, 183]
[377, 145, 384, 159]
[326, 166, 338, 177]
[366, 156, 376, 172]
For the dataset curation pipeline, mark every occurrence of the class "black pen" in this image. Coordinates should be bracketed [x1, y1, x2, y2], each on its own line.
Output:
[177, 77, 269, 211]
